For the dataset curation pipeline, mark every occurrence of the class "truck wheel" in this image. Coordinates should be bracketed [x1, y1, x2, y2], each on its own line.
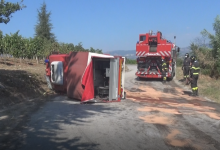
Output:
[168, 73, 174, 81]
[137, 77, 142, 81]
[168, 76, 173, 81]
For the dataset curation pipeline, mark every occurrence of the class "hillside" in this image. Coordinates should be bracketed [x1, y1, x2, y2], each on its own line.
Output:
[179, 47, 191, 57]
[104, 47, 190, 60]
[104, 50, 136, 60]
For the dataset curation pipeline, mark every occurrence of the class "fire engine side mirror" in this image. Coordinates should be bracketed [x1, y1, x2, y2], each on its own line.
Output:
[177, 47, 180, 52]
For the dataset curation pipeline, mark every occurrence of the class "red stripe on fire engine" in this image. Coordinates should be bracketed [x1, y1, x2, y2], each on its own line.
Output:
[160, 51, 165, 56]
[164, 51, 169, 56]
[140, 51, 145, 56]
[137, 51, 142, 56]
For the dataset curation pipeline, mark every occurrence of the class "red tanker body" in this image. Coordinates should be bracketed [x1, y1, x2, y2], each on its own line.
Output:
[45, 51, 126, 103]
[135, 31, 180, 80]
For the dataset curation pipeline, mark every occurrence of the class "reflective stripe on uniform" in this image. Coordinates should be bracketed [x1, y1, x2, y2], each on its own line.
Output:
[192, 87, 198, 90]
[191, 67, 200, 70]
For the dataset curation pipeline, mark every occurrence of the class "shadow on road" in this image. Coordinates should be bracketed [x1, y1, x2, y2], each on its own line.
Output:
[178, 78, 185, 82]
[183, 91, 192, 96]
[135, 77, 174, 83]
[135, 77, 162, 82]
[0, 98, 119, 150]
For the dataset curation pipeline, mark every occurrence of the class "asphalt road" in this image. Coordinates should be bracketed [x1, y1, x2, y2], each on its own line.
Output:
[1, 65, 220, 150]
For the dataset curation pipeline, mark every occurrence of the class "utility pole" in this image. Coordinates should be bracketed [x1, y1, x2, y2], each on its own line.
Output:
[174, 36, 176, 47]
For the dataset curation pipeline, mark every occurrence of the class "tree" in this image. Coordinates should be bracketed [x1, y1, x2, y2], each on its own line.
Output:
[74, 42, 85, 51]
[201, 15, 220, 76]
[35, 2, 56, 42]
[201, 15, 220, 59]
[0, 30, 3, 54]
[0, 0, 26, 24]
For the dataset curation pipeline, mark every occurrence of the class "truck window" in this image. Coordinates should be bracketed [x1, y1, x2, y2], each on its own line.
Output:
[140, 35, 146, 41]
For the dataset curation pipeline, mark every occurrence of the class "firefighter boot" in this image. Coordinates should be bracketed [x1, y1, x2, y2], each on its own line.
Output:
[163, 77, 166, 84]
[185, 77, 190, 85]
[196, 89, 199, 96]
[191, 90, 196, 97]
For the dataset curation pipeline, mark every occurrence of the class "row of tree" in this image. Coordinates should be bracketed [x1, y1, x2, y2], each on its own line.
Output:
[0, 30, 102, 59]
[190, 15, 220, 78]
[0, 1, 102, 64]
[125, 58, 136, 64]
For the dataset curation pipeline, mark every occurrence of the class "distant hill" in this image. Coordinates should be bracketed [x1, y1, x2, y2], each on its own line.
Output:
[104, 50, 136, 60]
[104, 47, 193, 60]
[179, 47, 191, 57]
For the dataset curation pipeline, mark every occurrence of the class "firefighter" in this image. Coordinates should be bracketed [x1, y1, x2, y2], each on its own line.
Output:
[161, 57, 167, 83]
[189, 56, 200, 96]
[182, 53, 191, 84]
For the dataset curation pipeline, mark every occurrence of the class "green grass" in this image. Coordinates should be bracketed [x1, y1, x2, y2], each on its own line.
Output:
[176, 67, 220, 103]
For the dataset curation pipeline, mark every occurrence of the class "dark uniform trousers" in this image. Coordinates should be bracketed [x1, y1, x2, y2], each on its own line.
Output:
[183, 58, 191, 79]
[183, 66, 190, 79]
[190, 61, 200, 96]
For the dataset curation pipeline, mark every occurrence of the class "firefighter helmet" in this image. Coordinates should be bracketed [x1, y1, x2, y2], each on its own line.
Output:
[190, 56, 197, 62]
[161, 57, 165, 62]
[185, 53, 189, 58]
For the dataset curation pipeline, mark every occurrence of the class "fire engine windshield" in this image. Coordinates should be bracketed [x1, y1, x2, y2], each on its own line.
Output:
[140, 35, 146, 41]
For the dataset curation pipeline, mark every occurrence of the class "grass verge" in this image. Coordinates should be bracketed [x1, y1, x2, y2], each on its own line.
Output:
[176, 67, 220, 103]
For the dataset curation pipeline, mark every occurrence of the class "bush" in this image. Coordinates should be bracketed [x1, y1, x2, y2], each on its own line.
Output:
[176, 58, 183, 67]
[201, 68, 212, 75]
[125, 58, 136, 64]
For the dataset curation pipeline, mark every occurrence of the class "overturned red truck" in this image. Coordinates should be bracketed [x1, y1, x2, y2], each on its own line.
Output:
[136, 31, 180, 80]
[45, 52, 126, 103]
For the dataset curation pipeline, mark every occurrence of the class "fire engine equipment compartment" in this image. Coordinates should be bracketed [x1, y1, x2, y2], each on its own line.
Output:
[92, 57, 122, 101]
[93, 58, 110, 100]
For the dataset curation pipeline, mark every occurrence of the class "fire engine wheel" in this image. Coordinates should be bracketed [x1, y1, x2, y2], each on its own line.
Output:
[167, 73, 174, 81]
[167, 76, 173, 81]
[137, 77, 142, 81]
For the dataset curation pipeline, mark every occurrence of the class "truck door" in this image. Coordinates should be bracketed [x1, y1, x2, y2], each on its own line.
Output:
[109, 58, 119, 101]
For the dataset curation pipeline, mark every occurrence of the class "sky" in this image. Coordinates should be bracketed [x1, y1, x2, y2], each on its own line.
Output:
[1, 0, 220, 52]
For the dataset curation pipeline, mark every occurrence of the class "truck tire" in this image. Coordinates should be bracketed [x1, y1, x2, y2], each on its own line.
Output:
[168, 71, 174, 81]
[137, 77, 142, 81]
[168, 76, 173, 81]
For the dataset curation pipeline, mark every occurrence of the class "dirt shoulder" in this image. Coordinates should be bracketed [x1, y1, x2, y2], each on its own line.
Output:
[0, 58, 56, 145]
[0, 58, 55, 107]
